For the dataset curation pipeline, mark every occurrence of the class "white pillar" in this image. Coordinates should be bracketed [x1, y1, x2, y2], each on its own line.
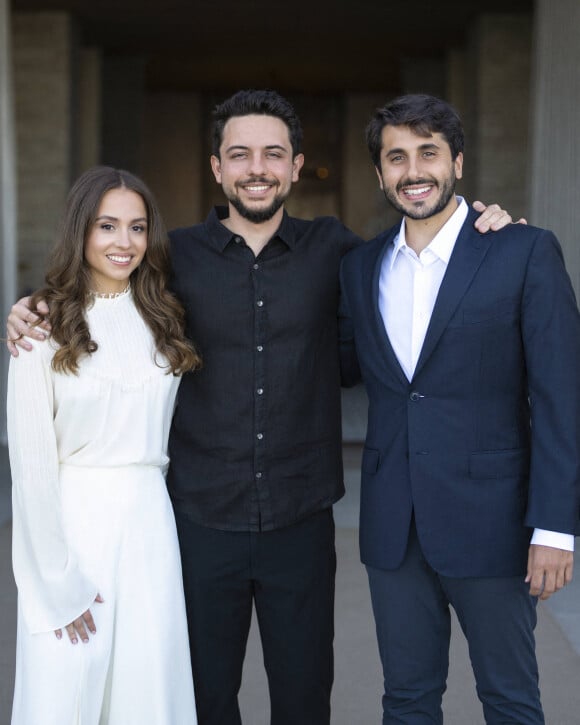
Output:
[529, 0, 580, 298]
[0, 0, 17, 444]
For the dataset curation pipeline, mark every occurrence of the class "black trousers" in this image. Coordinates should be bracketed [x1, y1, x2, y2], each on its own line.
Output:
[174, 508, 336, 725]
[367, 522, 543, 725]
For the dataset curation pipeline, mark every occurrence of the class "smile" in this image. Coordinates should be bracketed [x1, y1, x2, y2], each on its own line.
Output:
[404, 186, 432, 196]
[241, 184, 273, 194]
[107, 255, 132, 264]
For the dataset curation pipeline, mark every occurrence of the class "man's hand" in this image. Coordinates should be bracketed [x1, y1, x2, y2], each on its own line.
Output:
[6, 296, 50, 357]
[472, 200, 527, 232]
[525, 544, 574, 600]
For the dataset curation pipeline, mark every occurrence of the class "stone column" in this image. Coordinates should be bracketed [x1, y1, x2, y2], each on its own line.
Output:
[461, 14, 533, 220]
[0, 0, 17, 444]
[12, 12, 75, 291]
[529, 0, 580, 298]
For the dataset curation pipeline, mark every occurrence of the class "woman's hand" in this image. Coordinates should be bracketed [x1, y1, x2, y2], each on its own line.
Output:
[55, 593, 104, 644]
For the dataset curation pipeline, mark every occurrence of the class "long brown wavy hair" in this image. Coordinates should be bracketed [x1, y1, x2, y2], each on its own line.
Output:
[31, 166, 201, 376]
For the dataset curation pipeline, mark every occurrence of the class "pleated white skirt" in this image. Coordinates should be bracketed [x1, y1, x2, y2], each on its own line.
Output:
[11, 465, 197, 725]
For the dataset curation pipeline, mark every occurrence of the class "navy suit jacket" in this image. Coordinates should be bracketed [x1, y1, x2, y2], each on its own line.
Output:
[339, 207, 580, 577]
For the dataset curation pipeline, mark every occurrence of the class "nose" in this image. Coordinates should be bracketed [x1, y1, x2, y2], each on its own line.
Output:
[407, 156, 422, 180]
[116, 227, 132, 248]
[248, 151, 266, 176]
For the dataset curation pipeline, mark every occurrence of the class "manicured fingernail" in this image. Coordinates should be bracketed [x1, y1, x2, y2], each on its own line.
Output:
[72, 638, 78, 644]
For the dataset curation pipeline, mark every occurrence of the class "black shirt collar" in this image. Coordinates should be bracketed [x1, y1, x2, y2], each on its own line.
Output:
[206, 205, 296, 252]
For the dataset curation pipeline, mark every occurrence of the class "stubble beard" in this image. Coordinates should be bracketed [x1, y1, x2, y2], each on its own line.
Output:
[383, 170, 457, 221]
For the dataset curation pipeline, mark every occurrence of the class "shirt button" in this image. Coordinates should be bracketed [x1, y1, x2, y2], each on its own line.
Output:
[253, 263, 259, 270]
[255, 472, 262, 479]
[257, 388, 264, 395]
[234, 236, 242, 244]
[256, 345, 263, 352]
[257, 433, 264, 440]
[257, 300, 264, 307]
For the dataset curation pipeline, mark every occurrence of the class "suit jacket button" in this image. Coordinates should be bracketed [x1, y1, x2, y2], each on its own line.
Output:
[409, 391, 422, 401]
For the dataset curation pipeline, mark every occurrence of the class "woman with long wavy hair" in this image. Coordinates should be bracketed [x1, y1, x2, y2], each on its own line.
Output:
[7, 166, 200, 724]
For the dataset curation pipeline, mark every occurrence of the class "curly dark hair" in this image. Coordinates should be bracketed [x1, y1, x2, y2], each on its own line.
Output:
[211, 89, 303, 158]
[31, 166, 201, 376]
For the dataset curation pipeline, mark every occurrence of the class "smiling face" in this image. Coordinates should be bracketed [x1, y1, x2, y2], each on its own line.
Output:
[84, 187, 148, 294]
[375, 124, 463, 222]
[210, 114, 304, 224]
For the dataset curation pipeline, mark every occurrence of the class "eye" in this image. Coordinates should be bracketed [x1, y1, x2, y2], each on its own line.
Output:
[100, 223, 115, 231]
[132, 224, 146, 233]
[266, 152, 283, 159]
[230, 152, 247, 160]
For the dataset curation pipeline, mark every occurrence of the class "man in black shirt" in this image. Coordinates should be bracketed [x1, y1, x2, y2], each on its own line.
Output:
[6, 90, 513, 725]
[167, 92, 361, 724]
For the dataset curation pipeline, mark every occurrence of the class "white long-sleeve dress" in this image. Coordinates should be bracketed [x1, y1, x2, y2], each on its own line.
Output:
[7, 289, 197, 724]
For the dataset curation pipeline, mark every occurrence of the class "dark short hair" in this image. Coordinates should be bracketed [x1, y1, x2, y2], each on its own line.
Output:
[211, 89, 303, 158]
[365, 94, 464, 166]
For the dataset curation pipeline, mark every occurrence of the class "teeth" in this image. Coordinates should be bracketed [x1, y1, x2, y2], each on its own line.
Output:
[107, 255, 131, 263]
[245, 185, 270, 192]
[404, 186, 431, 196]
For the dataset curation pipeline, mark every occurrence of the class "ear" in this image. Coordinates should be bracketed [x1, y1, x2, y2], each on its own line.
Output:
[292, 153, 305, 182]
[210, 155, 222, 183]
[374, 165, 384, 191]
[454, 152, 463, 181]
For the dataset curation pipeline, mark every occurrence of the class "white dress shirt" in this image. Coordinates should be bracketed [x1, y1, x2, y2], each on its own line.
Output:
[378, 197, 573, 552]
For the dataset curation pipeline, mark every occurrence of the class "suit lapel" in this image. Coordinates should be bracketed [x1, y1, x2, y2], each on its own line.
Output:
[370, 228, 410, 387]
[413, 211, 493, 379]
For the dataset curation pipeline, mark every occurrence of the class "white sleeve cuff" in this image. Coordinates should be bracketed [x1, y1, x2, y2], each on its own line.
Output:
[531, 528, 575, 551]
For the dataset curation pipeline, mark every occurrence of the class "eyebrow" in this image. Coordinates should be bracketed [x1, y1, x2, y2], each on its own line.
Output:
[95, 215, 148, 223]
[386, 142, 440, 156]
[225, 144, 288, 153]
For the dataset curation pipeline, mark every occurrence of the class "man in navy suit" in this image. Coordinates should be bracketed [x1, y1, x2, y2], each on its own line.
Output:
[339, 94, 580, 724]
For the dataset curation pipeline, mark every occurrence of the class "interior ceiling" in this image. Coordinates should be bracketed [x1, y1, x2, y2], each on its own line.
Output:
[12, 0, 534, 92]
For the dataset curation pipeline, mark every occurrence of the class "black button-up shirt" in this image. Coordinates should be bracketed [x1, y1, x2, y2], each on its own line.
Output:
[167, 207, 362, 531]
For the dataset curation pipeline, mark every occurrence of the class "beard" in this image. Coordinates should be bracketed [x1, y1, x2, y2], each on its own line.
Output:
[226, 178, 290, 224]
[228, 194, 287, 223]
[382, 169, 457, 220]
